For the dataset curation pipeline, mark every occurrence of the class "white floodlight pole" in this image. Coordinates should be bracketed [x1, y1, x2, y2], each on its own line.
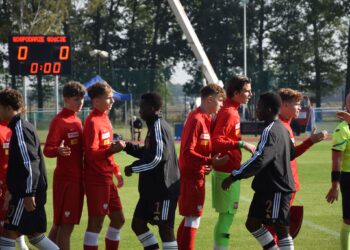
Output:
[167, 0, 223, 87]
[55, 75, 59, 114]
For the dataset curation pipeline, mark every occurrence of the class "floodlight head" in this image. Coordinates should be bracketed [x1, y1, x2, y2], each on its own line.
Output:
[99, 51, 109, 58]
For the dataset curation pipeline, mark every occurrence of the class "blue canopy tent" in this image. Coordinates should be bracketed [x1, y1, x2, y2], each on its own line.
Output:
[83, 75, 133, 127]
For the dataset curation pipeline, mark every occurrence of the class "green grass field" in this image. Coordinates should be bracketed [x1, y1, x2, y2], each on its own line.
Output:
[41, 139, 341, 250]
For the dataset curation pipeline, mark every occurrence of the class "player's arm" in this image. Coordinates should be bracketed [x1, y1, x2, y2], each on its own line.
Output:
[326, 149, 342, 203]
[222, 127, 274, 190]
[128, 121, 165, 173]
[43, 118, 62, 158]
[212, 113, 240, 151]
[13, 124, 40, 198]
[182, 119, 212, 168]
[124, 142, 145, 159]
[84, 120, 116, 160]
[295, 128, 327, 157]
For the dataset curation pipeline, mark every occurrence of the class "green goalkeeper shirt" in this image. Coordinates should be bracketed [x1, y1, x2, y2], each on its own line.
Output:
[332, 121, 350, 172]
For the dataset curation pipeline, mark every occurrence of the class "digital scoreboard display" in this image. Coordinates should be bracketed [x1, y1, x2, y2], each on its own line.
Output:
[8, 35, 71, 75]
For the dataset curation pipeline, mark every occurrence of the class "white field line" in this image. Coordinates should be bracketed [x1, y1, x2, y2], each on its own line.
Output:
[240, 195, 340, 238]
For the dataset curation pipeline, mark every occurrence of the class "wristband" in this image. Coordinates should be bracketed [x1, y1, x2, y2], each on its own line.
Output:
[331, 171, 341, 182]
[238, 141, 244, 148]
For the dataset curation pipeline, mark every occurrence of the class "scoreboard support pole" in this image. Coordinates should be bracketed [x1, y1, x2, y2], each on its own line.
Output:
[22, 76, 27, 121]
[55, 75, 59, 114]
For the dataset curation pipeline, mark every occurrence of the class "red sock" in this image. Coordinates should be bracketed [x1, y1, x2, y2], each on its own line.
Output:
[177, 218, 185, 245]
[266, 225, 278, 245]
[84, 245, 98, 250]
[178, 226, 197, 250]
[105, 238, 119, 250]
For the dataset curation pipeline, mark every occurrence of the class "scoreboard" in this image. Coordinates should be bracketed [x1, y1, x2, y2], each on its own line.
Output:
[8, 35, 71, 75]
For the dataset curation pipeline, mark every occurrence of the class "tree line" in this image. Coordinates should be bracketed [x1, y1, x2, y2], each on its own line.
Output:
[0, 0, 349, 108]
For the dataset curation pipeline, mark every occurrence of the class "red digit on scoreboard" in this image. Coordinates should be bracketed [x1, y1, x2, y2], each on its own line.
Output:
[53, 62, 61, 74]
[59, 46, 69, 60]
[30, 63, 38, 74]
[43, 62, 52, 74]
[17, 46, 28, 61]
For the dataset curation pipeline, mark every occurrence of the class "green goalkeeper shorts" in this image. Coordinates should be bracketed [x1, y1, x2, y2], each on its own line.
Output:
[212, 170, 240, 214]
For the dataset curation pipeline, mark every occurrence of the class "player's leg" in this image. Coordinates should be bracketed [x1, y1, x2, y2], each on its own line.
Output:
[273, 224, 293, 250]
[246, 193, 278, 250]
[177, 179, 204, 250]
[340, 172, 350, 250]
[132, 198, 160, 250]
[212, 171, 240, 249]
[157, 199, 178, 250]
[56, 223, 74, 250]
[84, 184, 111, 250]
[0, 229, 21, 249]
[28, 233, 59, 250]
[48, 224, 59, 243]
[16, 235, 29, 250]
[105, 183, 124, 250]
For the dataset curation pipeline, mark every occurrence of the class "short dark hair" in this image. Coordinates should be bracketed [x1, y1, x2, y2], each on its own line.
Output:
[63, 81, 86, 98]
[278, 88, 303, 103]
[259, 92, 282, 115]
[226, 75, 251, 98]
[87, 82, 113, 100]
[200, 84, 226, 99]
[141, 92, 162, 111]
[0, 88, 24, 111]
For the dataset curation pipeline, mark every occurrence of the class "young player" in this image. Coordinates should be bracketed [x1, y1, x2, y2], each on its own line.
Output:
[211, 75, 256, 249]
[274, 88, 327, 239]
[0, 88, 59, 250]
[0, 120, 28, 250]
[326, 93, 350, 250]
[43, 81, 86, 250]
[123, 92, 180, 250]
[177, 84, 229, 250]
[222, 92, 296, 250]
[83, 82, 125, 250]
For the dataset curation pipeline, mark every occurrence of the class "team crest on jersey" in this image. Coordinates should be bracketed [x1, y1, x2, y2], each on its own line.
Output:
[70, 139, 78, 145]
[200, 140, 209, 146]
[64, 211, 71, 217]
[103, 203, 108, 210]
[103, 139, 110, 145]
[235, 124, 241, 136]
[2, 142, 9, 149]
[153, 215, 160, 221]
[200, 133, 210, 140]
[67, 131, 79, 139]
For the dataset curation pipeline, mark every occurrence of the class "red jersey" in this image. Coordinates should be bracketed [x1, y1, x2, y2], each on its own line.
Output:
[179, 108, 212, 180]
[43, 108, 83, 181]
[0, 121, 11, 182]
[279, 116, 314, 191]
[83, 109, 118, 184]
[212, 99, 242, 173]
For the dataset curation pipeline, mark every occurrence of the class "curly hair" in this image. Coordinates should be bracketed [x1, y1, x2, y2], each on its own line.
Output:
[0, 88, 24, 111]
[278, 88, 303, 103]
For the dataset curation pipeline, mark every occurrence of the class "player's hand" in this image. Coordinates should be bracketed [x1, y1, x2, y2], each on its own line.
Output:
[204, 165, 212, 175]
[24, 196, 36, 212]
[326, 183, 339, 204]
[116, 173, 124, 188]
[222, 175, 235, 191]
[110, 140, 126, 154]
[124, 166, 133, 177]
[336, 111, 350, 123]
[212, 153, 229, 167]
[243, 142, 256, 154]
[57, 140, 71, 157]
[310, 127, 328, 144]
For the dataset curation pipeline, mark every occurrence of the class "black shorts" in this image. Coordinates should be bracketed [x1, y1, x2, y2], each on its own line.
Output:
[248, 192, 292, 226]
[134, 197, 177, 228]
[4, 193, 47, 235]
[340, 172, 350, 220]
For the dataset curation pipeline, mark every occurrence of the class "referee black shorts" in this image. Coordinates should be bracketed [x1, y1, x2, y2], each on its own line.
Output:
[4, 192, 47, 235]
[340, 172, 350, 220]
[248, 192, 292, 226]
[133, 197, 177, 228]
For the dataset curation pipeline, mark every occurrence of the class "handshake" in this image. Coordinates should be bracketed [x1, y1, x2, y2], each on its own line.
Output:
[109, 133, 127, 154]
